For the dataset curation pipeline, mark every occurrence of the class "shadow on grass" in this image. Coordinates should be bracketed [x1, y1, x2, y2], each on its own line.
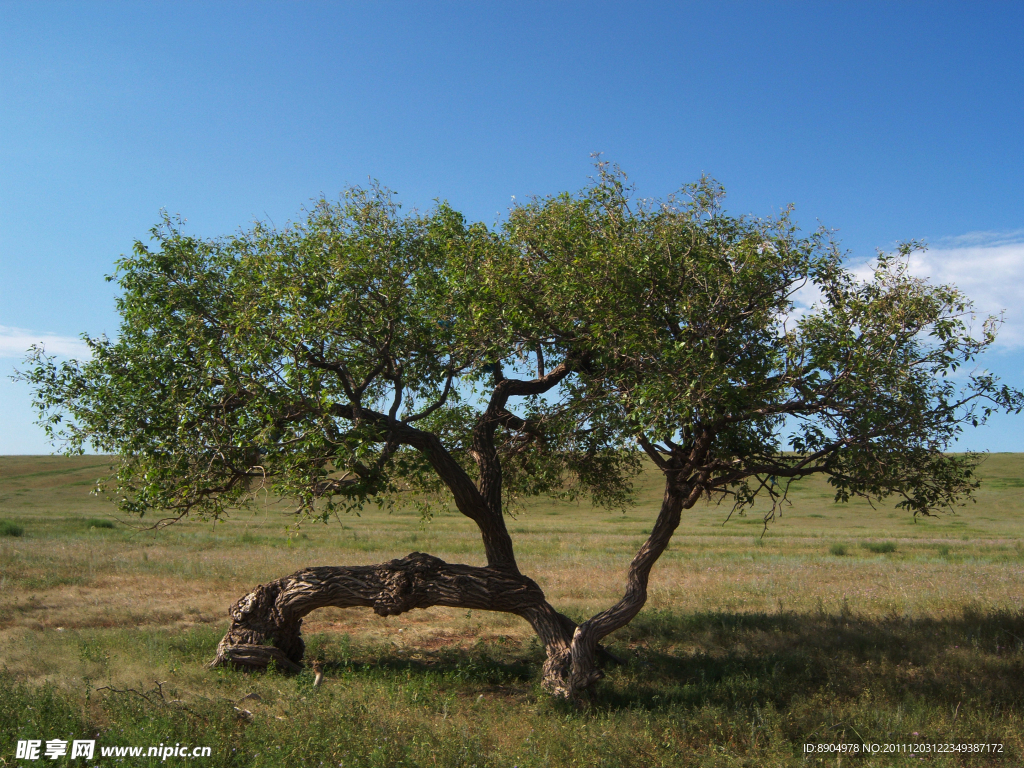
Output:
[296, 607, 1024, 715]
[595, 607, 1024, 711]
[304, 638, 539, 689]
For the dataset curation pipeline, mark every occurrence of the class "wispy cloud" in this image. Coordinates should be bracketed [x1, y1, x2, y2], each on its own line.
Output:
[908, 243, 1024, 348]
[930, 229, 1024, 250]
[0, 325, 92, 359]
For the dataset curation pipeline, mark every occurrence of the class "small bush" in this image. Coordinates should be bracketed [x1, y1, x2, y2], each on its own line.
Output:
[829, 543, 848, 556]
[861, 541, 897, 554]
[0, 520, 25, 537]
[85, 518, 116, 529]
[938, 544, 951, 557]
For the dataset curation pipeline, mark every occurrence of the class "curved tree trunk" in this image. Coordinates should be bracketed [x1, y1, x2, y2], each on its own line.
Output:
[210, 364, 613, 692]
[561, 480, 701, 698]
[210, 482, 697, 700]
[209, 404, 696, 700]
[209, 485, 696, 699]
[209, 551, 581, 692]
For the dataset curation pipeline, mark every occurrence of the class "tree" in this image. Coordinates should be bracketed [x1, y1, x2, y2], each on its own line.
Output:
[21, 168, 1023, 700]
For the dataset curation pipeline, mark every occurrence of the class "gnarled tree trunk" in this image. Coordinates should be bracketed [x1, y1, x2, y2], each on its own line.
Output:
[209, 370, 693, 701]
[209, 480, 694, 700]
[209, 551, 582, 693]
[562, 481, 696, 694]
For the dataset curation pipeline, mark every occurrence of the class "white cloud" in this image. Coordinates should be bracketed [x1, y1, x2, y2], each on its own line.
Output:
[788, 234, 1024, 349]
[858, 239, 1024, 349]
[0, 325, 92, 359]
[905, 243, 1024, 348]
[785, 280, 823, 325]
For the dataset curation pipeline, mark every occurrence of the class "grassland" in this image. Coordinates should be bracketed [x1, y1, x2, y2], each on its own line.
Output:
[1, 454, 1022, 767]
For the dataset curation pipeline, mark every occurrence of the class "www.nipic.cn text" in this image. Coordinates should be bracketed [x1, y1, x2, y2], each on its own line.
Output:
[15, 739, 212, 760]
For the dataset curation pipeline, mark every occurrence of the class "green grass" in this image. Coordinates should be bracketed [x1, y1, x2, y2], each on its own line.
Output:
[1, 453, 1023, 766]
[2, 613, 1022, 767]
[0, 519, 24, 537]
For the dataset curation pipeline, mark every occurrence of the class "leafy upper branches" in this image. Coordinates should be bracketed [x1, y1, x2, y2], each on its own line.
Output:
[19, 168, 1023, 541]
[502, 164, 1023, 521]
[19, 186, 637, 543]
[19, 168, 1024, 698]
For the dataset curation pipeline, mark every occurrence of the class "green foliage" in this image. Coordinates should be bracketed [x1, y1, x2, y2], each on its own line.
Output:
[15, 165, 1023, 529]
[85, 518, 115, 529]
[500, 162, 1023, 517]
[0, 519, 25, 537]
[18, 184, 638, 523]
[828, 543, 847, 556]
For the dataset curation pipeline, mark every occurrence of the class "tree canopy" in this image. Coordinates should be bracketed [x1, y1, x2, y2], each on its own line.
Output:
[502, 169, 1021, 519]
[20, 165, 1023, 698]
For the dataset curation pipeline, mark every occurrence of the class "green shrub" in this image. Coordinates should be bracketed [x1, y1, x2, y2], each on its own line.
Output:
[861, 541, 897, 554]
[85, 518, 116, 529]
[0, 520, 25, 537]
[829, 543, 848, 556]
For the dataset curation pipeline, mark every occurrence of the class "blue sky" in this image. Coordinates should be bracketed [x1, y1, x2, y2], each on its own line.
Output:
[2, 1, 1023, 453]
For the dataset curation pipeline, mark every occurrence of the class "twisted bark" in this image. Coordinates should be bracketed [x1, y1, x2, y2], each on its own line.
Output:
[562, 478, 703, 698]
[211, 469, 699, 699]
[209, 552, 580, 691]
[210, 362, 670, 700]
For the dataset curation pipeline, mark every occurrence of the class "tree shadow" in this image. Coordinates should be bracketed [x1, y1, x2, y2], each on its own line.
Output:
[307, 641, 539, 687]
[596, 607, 1024, 711]
[298, 608, 1024, 714]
